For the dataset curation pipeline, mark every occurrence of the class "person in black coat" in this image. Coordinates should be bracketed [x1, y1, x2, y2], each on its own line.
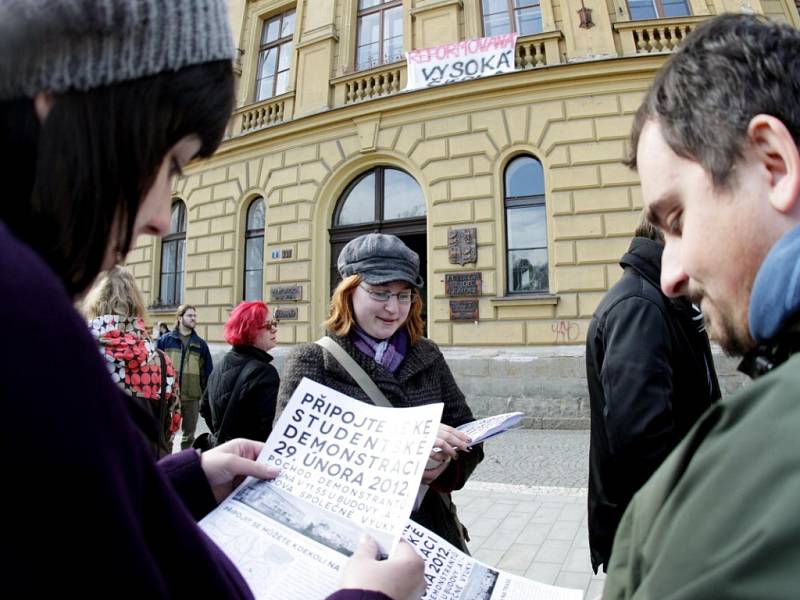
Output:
[586, 215, 721, 573]
[201, 301, 280, 445]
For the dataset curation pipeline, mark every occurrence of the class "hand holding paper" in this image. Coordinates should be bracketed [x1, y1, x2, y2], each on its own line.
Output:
[341, 536, 425, 600]
[200, 438, 281, 503]
[430, 423, 472, 462]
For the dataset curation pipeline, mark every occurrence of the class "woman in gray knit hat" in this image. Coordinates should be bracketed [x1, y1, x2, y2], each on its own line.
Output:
[0, 2, 421, 598]
[278, 233, 484, 552]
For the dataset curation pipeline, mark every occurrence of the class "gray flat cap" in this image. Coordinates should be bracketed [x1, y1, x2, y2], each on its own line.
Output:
[338, 234, 424, 288]
[0, 0, 234, 100]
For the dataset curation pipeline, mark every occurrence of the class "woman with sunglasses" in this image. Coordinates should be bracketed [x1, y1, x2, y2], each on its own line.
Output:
[278, 233, 484, 552]
[0, 1, 422, 597]
[200, 302, 281, 448]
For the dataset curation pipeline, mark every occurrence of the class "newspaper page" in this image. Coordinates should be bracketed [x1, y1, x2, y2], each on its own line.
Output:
[200, 377, 443, 600]
[458, 412, 524, 445]
[403, 521, 583, 600]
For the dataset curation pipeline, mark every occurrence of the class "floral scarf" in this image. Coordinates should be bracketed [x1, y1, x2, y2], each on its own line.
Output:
[350, 325, 408, 374]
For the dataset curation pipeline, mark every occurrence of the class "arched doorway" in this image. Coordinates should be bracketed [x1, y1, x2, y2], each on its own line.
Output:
[330, 166, 427, 326]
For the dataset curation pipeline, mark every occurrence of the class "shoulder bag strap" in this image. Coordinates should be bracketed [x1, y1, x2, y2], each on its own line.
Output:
[315, 336, 393, 408]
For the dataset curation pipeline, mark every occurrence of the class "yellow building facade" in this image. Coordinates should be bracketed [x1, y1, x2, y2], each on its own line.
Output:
[128, 0, 800, 351]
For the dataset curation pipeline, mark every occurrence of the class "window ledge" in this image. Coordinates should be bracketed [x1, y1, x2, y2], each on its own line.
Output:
[490, 294, 559, 307]
[148, 304, 180, 314]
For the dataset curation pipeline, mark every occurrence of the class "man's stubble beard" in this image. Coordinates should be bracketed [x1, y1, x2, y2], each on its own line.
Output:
[688, 284, 756, 357]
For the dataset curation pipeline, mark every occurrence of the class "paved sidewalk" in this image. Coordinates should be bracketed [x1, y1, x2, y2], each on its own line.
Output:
[454, 482, 603, 599]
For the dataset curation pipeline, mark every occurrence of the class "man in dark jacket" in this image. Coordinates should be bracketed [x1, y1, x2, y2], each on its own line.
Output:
[159, 304, 214, 449]
[586, 216, 720, 572]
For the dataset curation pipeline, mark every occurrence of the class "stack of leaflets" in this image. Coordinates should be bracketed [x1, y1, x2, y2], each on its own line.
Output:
[200, 379, 581, 600]
[457, 411, 524, 445]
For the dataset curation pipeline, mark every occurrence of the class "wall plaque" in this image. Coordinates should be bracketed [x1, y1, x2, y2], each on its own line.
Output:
[273, 307, 298, 321]
[270, 285, 302, 302]
[449, 299, 479, 321]
[445, 272, 482, 297]
[448, 228, 478, 266]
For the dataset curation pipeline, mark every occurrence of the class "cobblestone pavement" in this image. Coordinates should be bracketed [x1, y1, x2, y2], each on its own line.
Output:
[453, 429, 603, 599]
[470, 429, 589, 488]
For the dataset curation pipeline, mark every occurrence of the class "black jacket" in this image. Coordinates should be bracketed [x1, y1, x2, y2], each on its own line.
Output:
[201, 345, 279, 444]
[586, 237, 720, 572]
[277, 332, 483, 551]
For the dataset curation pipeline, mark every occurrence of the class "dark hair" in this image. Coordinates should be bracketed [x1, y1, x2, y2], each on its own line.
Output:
[627, 14, 800, 189]
[0, 60, 234, 297]
[634, 210, 664, 243]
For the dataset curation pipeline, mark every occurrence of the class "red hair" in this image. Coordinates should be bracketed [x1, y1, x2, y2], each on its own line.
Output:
[224, 301, 269, 346]
[324, 275, 425, 345]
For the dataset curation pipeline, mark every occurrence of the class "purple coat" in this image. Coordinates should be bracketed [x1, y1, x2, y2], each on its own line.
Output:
[0, 222, 387, 600]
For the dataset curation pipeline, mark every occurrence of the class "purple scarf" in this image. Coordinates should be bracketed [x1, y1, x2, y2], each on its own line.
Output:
[350, 325, 408, 374]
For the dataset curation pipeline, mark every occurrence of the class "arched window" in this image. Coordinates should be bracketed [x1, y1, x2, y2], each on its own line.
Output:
[482, 0, 542, 37]
[504, 156, 549, 294]
[330, 166, 427, 299]
[335, 167, 426, 227]
[627, 0, 690, 20]
[244, 197, 265, 301]
[160, 200, 186, 306]
[355, 0, 403, 71]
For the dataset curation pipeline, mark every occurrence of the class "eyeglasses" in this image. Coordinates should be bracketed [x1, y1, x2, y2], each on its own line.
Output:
[262, 319, 279, 331]
[359, 284, 416, 304]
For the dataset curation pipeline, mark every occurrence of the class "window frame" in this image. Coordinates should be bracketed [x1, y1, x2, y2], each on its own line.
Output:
[503, 155, 549, 295]
[625, 0, 691, 20]
[243, 197, 266, 301]
[330, 165, 427, 292]
[354, 0, 403, 72]
[481, 0, 543, 37]
[254, 9, 295, 102]
[159, 200, 187, 307]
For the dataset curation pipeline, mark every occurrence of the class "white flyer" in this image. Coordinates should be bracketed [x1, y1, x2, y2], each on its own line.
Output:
[200, 377, 443, 599]
[403, 520, 583, 600]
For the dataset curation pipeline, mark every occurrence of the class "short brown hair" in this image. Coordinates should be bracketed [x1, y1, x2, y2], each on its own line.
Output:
[634, 210, 664, 244]
[324, 275, 425, 345]
[626, 15, 800, 190]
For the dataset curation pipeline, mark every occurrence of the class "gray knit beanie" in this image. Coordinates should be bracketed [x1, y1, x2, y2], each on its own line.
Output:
[0, 0, 235, 100]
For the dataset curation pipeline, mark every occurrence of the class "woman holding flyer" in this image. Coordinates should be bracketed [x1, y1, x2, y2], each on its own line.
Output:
[0, 1, 421, 597]
[278, 233, 484, 552]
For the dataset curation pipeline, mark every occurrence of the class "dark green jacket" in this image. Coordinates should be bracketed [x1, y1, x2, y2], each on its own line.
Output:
[604, 352, 800, 599]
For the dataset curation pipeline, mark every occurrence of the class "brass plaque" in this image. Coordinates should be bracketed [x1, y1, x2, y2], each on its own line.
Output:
[270, 285, 302, 302]
[273, 307, 298, 320]
[448, 228, 478, 266]
[445, 272, 482, 297]
[449, 299, 479, 321]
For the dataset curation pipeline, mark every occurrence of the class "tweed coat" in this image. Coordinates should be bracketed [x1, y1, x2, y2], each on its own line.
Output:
[277, 331, 484, 550]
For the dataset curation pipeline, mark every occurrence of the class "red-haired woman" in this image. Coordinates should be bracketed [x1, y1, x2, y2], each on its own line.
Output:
[201, 301, 280, 445]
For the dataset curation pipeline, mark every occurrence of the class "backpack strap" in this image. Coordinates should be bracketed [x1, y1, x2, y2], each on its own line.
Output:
[315, 336, 393, 408]
[155, 349, 172, 457]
